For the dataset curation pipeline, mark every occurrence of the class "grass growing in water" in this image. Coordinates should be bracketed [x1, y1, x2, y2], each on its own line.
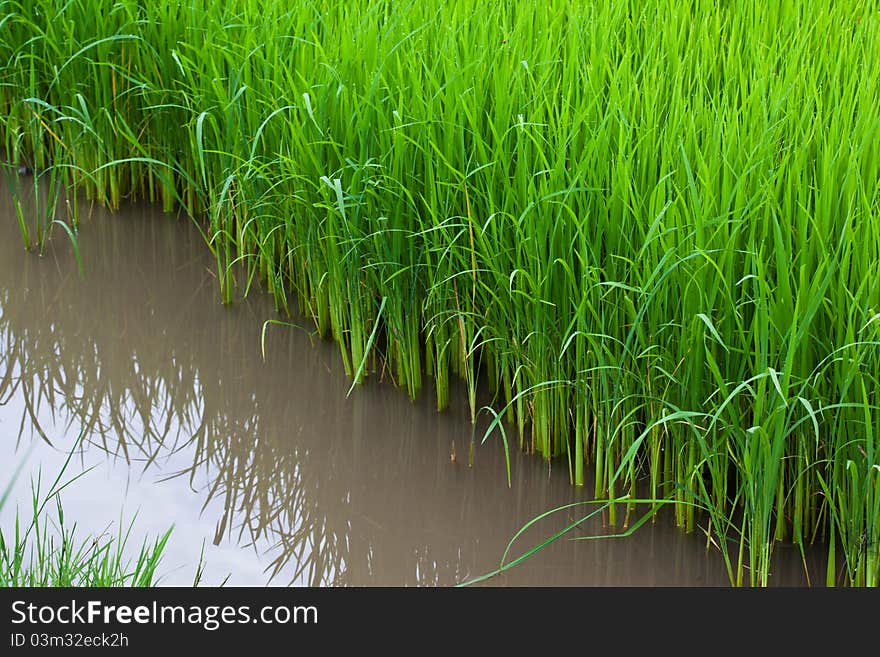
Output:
[0, 446, 172, 587]
[0, 0, 878, 586]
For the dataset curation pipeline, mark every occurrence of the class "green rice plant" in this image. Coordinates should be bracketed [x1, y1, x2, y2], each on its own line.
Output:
[2, 0, 879, 586]
[0, 484, 172, 587]
[0, 442, 173, 587]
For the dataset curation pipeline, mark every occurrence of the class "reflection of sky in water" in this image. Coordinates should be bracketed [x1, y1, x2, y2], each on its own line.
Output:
[0, 346, 316, 585]
[0, 407, 277, 586]
[0, 187, 818, 586]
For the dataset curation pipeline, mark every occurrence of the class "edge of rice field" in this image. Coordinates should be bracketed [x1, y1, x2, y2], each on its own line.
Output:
[1, 0, 878, 586]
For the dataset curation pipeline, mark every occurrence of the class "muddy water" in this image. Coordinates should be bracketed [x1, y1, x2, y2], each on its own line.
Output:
[0, 182, 819, 586]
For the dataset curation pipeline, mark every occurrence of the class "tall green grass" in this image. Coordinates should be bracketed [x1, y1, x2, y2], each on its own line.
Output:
[1, 0, 878, 586]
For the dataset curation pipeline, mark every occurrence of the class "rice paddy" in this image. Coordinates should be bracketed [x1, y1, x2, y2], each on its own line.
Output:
[1, 0, 878, 586]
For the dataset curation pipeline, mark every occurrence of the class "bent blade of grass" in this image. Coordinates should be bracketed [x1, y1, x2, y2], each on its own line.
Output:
[457, 502, 612, 586]
[346, 296, 387, 397]
[50, 218, 83, 277]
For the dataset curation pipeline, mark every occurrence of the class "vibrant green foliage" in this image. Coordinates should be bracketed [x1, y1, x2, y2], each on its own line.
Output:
[1, 453, 171, 587]
[1, 0, 878, 586]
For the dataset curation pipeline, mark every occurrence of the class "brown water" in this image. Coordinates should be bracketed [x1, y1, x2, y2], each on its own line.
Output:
[0, 180, 820, 586]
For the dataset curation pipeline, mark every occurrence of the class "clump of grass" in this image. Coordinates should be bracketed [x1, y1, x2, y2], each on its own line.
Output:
[1, 0, 879, 586]
[0, 447, 172, 587]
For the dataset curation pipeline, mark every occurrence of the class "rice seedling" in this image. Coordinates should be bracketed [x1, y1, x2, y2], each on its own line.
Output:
[0, 444, 172, 587]
[1, 0, 878, 586]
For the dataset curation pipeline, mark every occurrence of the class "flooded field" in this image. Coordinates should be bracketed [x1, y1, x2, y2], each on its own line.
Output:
[0, 186, 820, 586]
